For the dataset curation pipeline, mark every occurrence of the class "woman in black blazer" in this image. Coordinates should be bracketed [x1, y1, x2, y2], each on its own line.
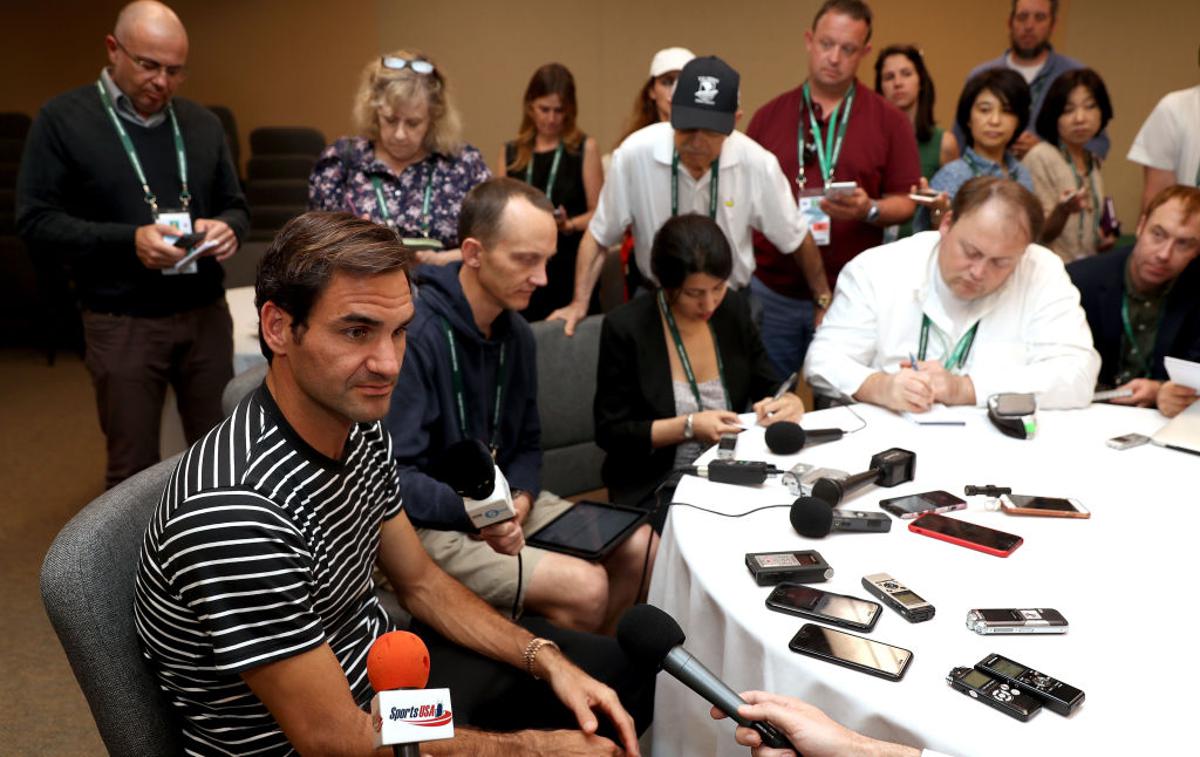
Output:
[594, 214, 806, 512]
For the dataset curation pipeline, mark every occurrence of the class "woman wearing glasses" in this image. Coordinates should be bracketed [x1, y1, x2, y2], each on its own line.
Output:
[308, 50, 489, 263]
[500, 63, 602, 321]
[594, 214, 804, 516]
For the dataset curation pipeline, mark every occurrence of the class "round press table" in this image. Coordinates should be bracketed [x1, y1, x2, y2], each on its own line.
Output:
[646, 402, 1194, 757]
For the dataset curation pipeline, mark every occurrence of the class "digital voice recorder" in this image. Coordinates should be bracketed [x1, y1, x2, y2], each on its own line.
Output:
[974, 654, 1084, 716]
[861, 573, 934, 622]
[946, 666, 1043, 721]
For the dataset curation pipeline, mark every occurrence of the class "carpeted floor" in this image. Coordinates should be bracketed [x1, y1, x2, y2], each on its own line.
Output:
[0, 348, 108, 753]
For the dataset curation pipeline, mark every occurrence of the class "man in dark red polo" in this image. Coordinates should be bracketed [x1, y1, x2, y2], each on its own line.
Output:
[747, 0, 920, 380]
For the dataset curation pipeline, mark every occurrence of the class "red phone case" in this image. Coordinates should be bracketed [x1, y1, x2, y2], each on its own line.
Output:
[908, 515, 1023, 557]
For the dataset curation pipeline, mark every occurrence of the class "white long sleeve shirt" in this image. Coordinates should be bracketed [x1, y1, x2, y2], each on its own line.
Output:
[803, 231, 1100, 409]
[589, 122, 809, 288]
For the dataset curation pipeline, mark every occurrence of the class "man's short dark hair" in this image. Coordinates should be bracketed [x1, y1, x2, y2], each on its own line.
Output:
[651, 214, 734, 291]
[1009, 0, 1058, 21]
[255, 211, 413, 361]
[1034, 68, 1113, 145]
[951, 176, 1045, 244]
[812, 0, 873, 43]
[457, 177, 555, 249]
[955, 69, 1031, 150]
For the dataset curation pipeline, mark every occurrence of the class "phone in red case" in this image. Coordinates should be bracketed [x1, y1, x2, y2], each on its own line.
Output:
[908, 513, 1023, 557]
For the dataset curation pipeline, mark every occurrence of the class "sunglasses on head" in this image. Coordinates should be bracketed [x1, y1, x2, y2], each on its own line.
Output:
[381, 56, 435, 75]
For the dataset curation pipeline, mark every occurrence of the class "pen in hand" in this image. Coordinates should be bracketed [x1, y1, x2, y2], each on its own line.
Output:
[908, 353, 919, 372]
[765, 372, 799, 419]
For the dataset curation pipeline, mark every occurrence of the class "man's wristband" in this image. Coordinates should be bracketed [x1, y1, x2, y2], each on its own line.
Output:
[524, 637, 560, 679]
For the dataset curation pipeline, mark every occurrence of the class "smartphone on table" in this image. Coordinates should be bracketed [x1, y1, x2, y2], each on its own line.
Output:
[765, 582, 881, 632]
[998, 494, 1089, 519]
[879, 490, 966, 519]
[908, 513, 1023, 557]
[789, 623, 912, 681]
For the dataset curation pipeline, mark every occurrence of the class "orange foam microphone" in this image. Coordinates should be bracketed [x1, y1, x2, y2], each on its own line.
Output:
[367, 631, 431, 692]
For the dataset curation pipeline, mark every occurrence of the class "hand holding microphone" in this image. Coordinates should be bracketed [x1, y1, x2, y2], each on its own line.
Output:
[710, 690, 921, 757]
[617, 604, 795, 752]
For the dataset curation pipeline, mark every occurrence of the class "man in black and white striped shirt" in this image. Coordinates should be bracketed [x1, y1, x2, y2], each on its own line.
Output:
[134, 212, 651, 755]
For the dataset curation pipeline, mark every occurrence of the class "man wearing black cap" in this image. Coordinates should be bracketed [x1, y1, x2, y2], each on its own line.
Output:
[548, 56, 826, 335]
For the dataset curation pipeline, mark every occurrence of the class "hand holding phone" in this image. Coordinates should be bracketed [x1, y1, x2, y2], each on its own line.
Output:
[823, 181, 859, 198]
[171, 230, 207, 249]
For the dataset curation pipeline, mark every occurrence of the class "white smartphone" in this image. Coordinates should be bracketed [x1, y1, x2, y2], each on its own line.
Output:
[907, 191, 940, 205]
[998, 494, 1090, 519]
[824, 181, 858, 198]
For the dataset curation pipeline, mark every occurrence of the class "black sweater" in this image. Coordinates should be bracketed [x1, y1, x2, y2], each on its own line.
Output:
[16, 84, 249, 316]
[594, 290, 779, 508]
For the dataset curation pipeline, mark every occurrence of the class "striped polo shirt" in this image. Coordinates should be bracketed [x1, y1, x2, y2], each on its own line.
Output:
[134, 385, 402, 755]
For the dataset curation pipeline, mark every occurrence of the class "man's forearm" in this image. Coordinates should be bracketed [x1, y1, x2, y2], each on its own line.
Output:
[400, 554, 533, 671]
[571, 230, 605, 305]
[852, 372, 890, 407]
[791, 232, 830, 298]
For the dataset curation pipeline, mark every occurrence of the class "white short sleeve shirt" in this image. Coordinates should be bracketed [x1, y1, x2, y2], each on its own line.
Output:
[589, 122, 808, 288]
[1127, 85, 1200, 186]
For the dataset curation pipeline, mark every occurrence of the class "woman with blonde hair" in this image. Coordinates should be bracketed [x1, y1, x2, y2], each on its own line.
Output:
[309, 50, 489, 263]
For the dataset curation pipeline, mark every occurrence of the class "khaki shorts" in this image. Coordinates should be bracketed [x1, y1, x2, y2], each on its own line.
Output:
[416, 490, 574, 612]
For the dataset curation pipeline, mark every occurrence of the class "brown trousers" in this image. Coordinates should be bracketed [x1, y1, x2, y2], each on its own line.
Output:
[82, 299, 234, 488]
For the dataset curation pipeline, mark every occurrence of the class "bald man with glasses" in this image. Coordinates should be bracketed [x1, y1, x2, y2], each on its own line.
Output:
[17, 0, 248, 488]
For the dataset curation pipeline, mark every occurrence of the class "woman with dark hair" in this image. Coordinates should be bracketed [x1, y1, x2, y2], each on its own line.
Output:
[594, 214, 805, 511]
[308, 50, 489, 264]
[874, 45, 958, 180]
[874, 44, 959, 239]
[1023, 68, 1116, 260]
[919, 69, 1034, 229]
[500, 63, 601, 321]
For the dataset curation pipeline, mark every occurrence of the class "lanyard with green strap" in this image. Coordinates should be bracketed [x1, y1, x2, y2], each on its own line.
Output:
[524, 142, 564, 204]
[797, 82, 855, 189]
[371, 165, 436, 238]
[918, 315, 980, 372]
[440, 317, 508, 455]
[657, 290, 730, 410]
[95, 79, 189, 216]
[671, 152, 720, 218]
[1060, 144, 1100, 241]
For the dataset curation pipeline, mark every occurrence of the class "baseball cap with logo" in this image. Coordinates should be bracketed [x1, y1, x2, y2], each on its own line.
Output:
[670, 56, 739, 135]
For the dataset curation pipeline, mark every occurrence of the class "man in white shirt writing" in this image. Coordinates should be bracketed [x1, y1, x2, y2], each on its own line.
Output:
[804, 176, 1099, 412]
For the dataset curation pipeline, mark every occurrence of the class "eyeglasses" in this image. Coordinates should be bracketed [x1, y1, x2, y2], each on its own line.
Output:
[381, 56, 435, 75]
[113, 37, 186, 79]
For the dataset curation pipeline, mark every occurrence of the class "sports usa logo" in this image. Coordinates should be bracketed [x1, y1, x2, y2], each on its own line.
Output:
[389, 703, 453, 727]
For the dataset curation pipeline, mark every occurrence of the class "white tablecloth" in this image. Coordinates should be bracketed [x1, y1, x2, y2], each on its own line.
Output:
[647, 402, 1195, 757]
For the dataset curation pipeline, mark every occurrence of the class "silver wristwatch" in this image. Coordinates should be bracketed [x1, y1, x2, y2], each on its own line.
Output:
[684, 413, 695, 440]
[865, 202, 881, 224]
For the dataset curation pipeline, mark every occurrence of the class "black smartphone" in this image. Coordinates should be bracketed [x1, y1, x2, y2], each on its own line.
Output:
[765, 582, 881, 632]
[908, 513, 1023, 557]
[172, 231, 206, 249]
[789, 623, 912, 681]
[879, 489, 966, 519]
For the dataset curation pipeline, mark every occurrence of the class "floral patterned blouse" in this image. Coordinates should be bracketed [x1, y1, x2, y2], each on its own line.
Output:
[307, 136, 491, 249]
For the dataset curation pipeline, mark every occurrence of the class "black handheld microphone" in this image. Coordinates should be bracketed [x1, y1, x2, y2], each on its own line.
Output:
[764, 422, 844, 455]
[427, 438, 494, 499]
[811, 448, 916, 506]
[789, 496, 892, 538]
[617, 604, 796, 752]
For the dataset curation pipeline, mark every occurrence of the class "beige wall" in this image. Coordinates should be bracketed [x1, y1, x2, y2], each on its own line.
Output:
[2, 0, 1196, 228]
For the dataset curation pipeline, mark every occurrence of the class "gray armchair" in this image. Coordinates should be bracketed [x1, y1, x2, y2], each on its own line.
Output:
[40, 456, 184, 756]
[532, 314, 606, 497]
